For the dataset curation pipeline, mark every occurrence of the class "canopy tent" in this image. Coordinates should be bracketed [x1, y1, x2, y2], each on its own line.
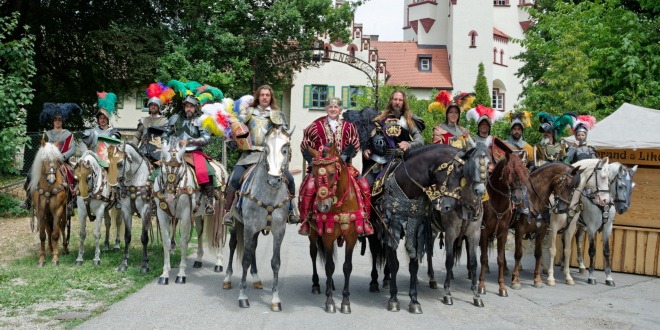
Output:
[563, 103, 660, 149]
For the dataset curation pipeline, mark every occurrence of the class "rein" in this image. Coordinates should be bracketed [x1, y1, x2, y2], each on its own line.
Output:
[421, 155, 465, 201]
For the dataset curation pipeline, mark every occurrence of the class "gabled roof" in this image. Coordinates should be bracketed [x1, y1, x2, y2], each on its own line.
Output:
[371, 41, 452, 89]
[519, 21, 533, 32]
[493, 27, 511, 39]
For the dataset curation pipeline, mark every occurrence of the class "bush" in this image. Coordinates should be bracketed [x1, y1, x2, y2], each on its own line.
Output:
[0, 193, 29, 218]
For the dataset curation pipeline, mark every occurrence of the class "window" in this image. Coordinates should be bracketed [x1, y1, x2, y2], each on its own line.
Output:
[419, 57, 431, 71]
[493, 48, 498, 63]
[492, 89, 504, 111]
[493, 0, 508, 5]
[342, 86, 364, 109]
[500, 49, 505, 65]
[303, 85, 335, 109]
[136, 91, 148, 111]
[468, 30, 478, 47]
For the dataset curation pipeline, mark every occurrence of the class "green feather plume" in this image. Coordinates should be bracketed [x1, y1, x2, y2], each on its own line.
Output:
[167, 80, 188, 98]
[537, 111, 554, 125]
[184, 81, 202, 92]
[554, 113, 574, 137]
[200, 86, 224, 101]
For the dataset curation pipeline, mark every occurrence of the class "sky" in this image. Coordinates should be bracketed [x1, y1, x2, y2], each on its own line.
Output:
[353, 0, 405, 41]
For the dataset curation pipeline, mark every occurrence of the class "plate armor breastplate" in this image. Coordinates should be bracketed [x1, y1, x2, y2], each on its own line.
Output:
[247, 115, 273, 148]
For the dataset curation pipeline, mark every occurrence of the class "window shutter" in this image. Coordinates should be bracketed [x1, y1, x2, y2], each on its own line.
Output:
[303, 85, 312, 108]
[342, 86, 350, 108]
[327, 86, 335, 98]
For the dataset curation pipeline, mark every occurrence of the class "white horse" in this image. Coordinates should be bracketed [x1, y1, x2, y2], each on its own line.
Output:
[574, 162, 637, 286]
[107, 142, 153, 273]
[547, 157, 611, 286]
[74, 150, 121, 265]
[153, 138, 227, 284]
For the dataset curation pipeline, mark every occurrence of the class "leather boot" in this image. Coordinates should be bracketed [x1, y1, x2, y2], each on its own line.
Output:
[223, 186, 237, 226]
[356, 175, 374, 236]
[202, 182, 215, 215]
[20, 179, 32, 210]
[298, 174, 316, 234]
[288, 199, 300, 224]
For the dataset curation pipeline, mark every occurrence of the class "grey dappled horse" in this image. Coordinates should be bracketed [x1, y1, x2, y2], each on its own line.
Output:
[574, 162, 636, 286]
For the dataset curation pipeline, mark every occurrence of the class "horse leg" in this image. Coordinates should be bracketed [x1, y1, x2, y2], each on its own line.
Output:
[270, 226, 285, 312]
[175, 216, 192, 284]
[469, 234, 484, 307]
[223, 226, 238, 289]
[51, 206, 64, 266]
[117, 204, 132, 272]
[238, 230, 254, 308]
[63, 211, 71, 255]
[251, 236, 262, 289]
[408, 257, 422, 314]
[93, 208, 105, 265]
[546, 214, 561, 286]
[383, 261, 392, 289]
[443, 235, 455, 305]
[323, 234, 337, 313]
[427, 237, 438, 289]
[496, 228, 508, 295]
[575, 227, 586, 274]
[478, 227, 489, 295]
[562, 218, 577, 285]
[368, 234, 380, 292]
[75, 197, 87, 265]
[533, 229, 545, 288]
[603, 223, 615, 286]
[140, 203, 151, 273]
[157, 210, 172, 285]
[113, 208, 122, 251]
[586, 228, 597, 285]
[341, 233, 357, 314]
[192, 216, 204, 269]
[386, 248, 400, 311]
[310, 233, 321, 294]
[103, 209, 111, 252]
[511, 223, 524, 290]
[38, 212, 47, 267]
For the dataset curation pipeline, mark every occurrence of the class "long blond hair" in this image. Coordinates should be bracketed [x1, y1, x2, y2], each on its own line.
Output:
[250, 85, 280, 110]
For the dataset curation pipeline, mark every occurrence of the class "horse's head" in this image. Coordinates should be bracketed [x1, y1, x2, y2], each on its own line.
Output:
[426, 147, 466, 214]
[74, 153, 97, 198]
[548, 164, 584, 214]
[311, 144, 341, 213]
[31, 142, 63, 189]
[107, 144, 125, 186]
[262, 126, 293, 187]
[461, 142, 490, 199]
[572, 157, 611, 209]
[495, 152, 530, 207]
[611, 164, 637, 214]
[159, 138, 187, 190]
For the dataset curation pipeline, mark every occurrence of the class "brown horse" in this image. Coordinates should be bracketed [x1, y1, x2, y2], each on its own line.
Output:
[29, 139, 71, 266]
[478, 152, 529, 297]
[306, 143, 367, 314]
[511, 162, 583, 289]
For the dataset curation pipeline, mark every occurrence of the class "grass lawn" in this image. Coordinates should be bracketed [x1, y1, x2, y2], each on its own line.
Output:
[0, 213, 196, 329]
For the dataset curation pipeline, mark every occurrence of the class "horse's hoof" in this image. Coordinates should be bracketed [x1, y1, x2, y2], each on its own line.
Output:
[37, 262, 45, 267]
[53, 261, 59, 267]
[271, 302, 282, 312]
[93, 260, 101, 266]
[158, 277, 169, 285]
[467, 273, 472, 280]
[473, 298, 484, 307]
[587, 278, 596, 285]
[566, 278, 575, 286]
[533, 281, 543, 288]
[253, 281, 263, 289]
[429, 280, 438, 289]
[222, 281, 232, 290]
[382, 280, 390, 289]
[311, 286, 321, 294]
[387, 300, 400, 312]
[547, 279, 556, 286]
[140, 266, 150, 273]
[341, 303, 351, 314]
[117, 265, 127, 273]
[511, 283, 522, 290]
[175, 276, 186, 284]
[442, 295, 453, 305]
[369, 283, 379, 293]
[112, 247, 120, 252]
[325, 303, 336, 313]
[102, 245, 109, 252]
[605, 280, 615, 287]
[214, 265, 223, 273]
[193, 261, 202, 268]
[478, 287, 486, 295]
[579, 267, 586, 274]
[75, 260, 83, 266]
[238, 299, 250, 308]
[408, 303, 422, 314]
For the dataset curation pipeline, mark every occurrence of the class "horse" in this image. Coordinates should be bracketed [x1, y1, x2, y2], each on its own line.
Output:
[574, 162, 637, 286]
[371, 144, 471, 313]
[547, 157, 611, 286]
[477, 152, 529, 297]
[305, 143, 368, 314]
[153, 138, 226, 284]
[74, 150, 122, 265]
[438, 142, 491, 307]
[508, 162, 584, 291]
[106, 142, 154, 272]
[229, 126, 293, 311]
[29, 140, 71, 266]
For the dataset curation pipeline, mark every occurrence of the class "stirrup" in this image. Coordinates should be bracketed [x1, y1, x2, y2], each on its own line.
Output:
[288, 213, 300, 224]
[298, 221, 310, 236]
[205, 204, 214, 215]
[223, 212, 234, 227]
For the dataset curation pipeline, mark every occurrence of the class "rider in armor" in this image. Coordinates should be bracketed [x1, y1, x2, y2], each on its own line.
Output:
[133, 83, 169, 162]
[466, 104, 503, 149]
[503, 111, 534, 167]
[82, 92, 121, 167]
[223, 85, 299, 226]
[533, 112, 572, 168]
[430, 92, 476, 151]
[564, 115, 597, 164]
[298, 97, 374, 236]
[165, 94, 216, 214]
[363, 90, 425, 189]
[21, 103, 81, 209]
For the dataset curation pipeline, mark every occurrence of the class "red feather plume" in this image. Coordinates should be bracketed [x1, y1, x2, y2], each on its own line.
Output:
[146, 83, 163, 98]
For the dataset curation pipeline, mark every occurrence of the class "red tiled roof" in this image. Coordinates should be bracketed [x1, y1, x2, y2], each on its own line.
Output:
[493, 27, 511, 39]
[519, 21, 533, 32]
[371, 41, 452, 89]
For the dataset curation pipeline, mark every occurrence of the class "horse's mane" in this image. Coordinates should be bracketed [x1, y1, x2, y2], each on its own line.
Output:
[463, 143, 489, 182]
[495, 153, 528, 185]
[404, 144, 457, 160]
[29, 143, 63, 192]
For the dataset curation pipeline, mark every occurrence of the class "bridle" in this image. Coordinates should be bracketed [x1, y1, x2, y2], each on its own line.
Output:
[413, 154, 465, 203]
[577, 160, 610, 206]
[529, 167, 577, 215]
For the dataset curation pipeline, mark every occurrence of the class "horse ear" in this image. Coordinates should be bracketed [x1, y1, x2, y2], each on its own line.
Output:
[602, 156, 609, 165]
[41, 133, 47, 147]
[570, 165, 582, 175]
[630, 165, 638, 175]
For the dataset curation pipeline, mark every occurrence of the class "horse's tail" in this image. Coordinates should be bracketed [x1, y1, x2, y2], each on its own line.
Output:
[316, 236, 327, 265]
[236, 221, 244, 266]
[204, 209, 220, 255]
[453, 236, 465, 266]
[367, 227, 385, 269]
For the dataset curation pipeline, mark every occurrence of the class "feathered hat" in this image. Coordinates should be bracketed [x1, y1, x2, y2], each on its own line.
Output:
[572, 114, 596, 136]
[233, 95, 254, 119]
[537, 112, 574, 138]
[145, 82, 174, 111]
[195, 85, 225, 105]
[167, 79, 202, 107]
[40, 103, 82, 125]
[96, 92, 118, 120]
[427, 91, 475, 115]
[466, 104, 503, 127]
[198, 99, 239, 138]
[507, 111, 532, 130]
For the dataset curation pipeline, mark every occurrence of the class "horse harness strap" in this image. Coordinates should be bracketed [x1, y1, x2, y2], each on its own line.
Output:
[239, 190, 291, 231]
[425, 156, 464, 201]
[120, 182, 152, 214]
[36, 182, 67, 204]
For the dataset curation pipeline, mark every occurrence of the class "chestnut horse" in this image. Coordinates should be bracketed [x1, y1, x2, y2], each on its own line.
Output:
[306, 143, 367, 314]
[29, 139, 71, 266]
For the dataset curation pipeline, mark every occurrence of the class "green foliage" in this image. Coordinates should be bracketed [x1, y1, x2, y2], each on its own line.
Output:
[0, 12, 35, 175]
[0, 193, 29, 217]
[474, 63, 491, 108]
[203, 136, 241, 173]
[515, 0, 660, 120]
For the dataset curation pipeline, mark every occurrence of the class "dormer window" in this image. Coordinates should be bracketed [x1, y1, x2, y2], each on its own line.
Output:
[418, 55, 432, 72]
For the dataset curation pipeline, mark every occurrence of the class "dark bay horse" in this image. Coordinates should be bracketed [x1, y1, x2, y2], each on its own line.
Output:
[372, 144, 467, 313]
[478, 152, 529, 297]
[511, 162, 583, 289]
[306, 144, 368, 314]
[29, 140, 71, 266]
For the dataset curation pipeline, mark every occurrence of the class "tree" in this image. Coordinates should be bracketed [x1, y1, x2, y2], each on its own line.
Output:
[0, 12, 35, 174]
[473, 63, 491, 108]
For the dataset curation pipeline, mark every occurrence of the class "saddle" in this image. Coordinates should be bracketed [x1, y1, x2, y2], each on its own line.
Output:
[229, 165, 259, 224]
[371, 158, 402, 197]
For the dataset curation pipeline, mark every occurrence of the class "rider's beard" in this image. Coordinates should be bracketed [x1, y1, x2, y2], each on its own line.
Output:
[185, 111, 194, 119]
[391, 107, 401, 118]
[541, 137, 550, 145]
[512, 133, 521, 141]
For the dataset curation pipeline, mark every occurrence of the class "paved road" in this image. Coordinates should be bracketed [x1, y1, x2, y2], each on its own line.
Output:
[80, 226, 660, 329]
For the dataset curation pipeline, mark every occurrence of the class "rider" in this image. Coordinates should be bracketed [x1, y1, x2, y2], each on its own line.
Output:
[21, 103, 81, 210]
[503, 111, 534, 167]
[363, 90, 425, 191]
[82, 92, 122, 167]
[465, 104, 503, 173]
[165, 94, 216, 215]
[223, 85, 299, 226]
[564, 115, 597, 164]
[432, 97, 475, 151]
[533, 112, 570, 168]
[133, 83, 169, 160]
[298, 97, 374, 236]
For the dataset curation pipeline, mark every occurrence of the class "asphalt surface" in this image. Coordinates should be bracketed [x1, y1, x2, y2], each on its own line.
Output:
[79, 226, 660, 329]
